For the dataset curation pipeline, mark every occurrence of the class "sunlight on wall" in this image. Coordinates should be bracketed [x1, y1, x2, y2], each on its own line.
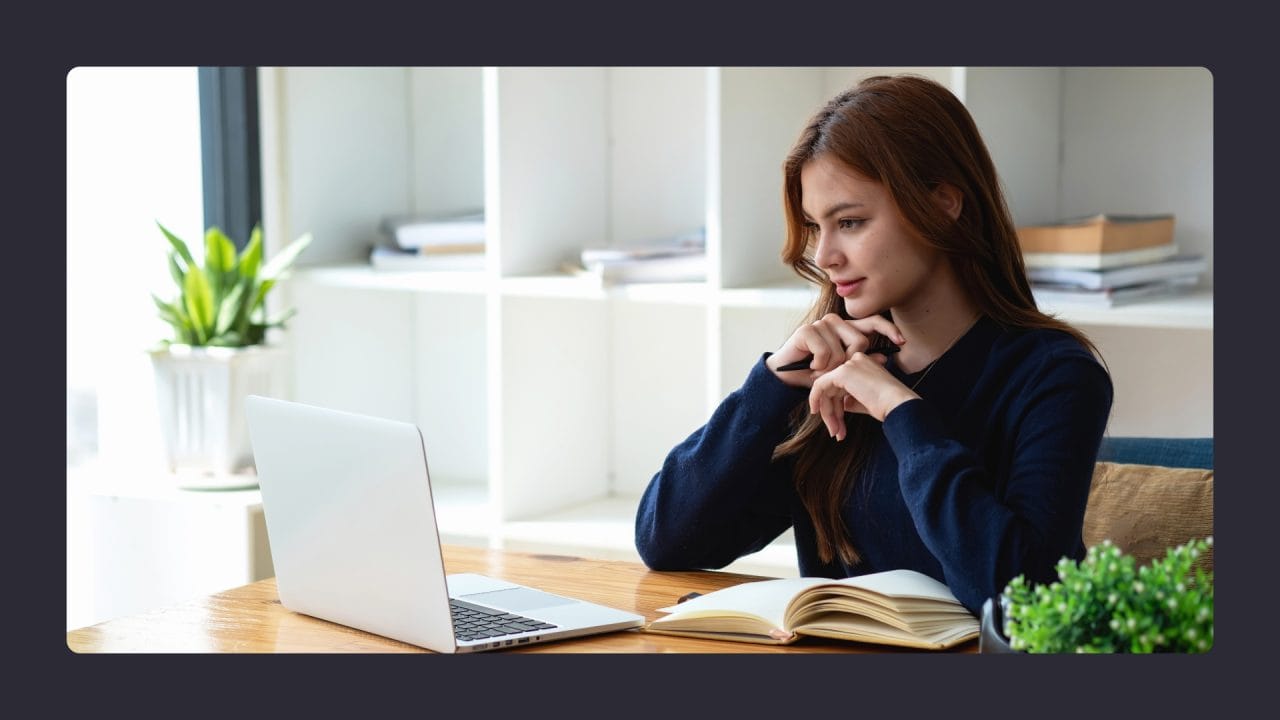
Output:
[66, 67, 205, 471]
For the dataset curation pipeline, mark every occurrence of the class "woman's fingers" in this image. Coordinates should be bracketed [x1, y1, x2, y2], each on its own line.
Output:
[843, 395, 870, 415]
[809, 371, 848, 439]
[774, 313, 903, 388]
[807, 320, 843, 370]
[848, 314, 906, 346]
[815, 313, 905, 362]
[809, 352, 902, 437]
[826, 319, 872, 357]
[820, 390, 845, 440]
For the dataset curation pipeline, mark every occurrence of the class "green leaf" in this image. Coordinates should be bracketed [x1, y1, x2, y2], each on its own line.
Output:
[265, 307, 298, 329]
[251, 278, 276, 313]
[238, 225, 263, 280]
[204, 227, 237, 320]
[167, 251, 186, 288]
[151, 292, 178, 316]
[151, 293, 188, 338]
[157, 221, 196, 268]
[152, 294, 196, 344]
[234, 277, 254, 339]
[183, 265, 214, 344]
[207, 331, 244, 347]
[205, 227, 237, 274]
[214, 282, 246, 337]
[260, 232, 313, 281]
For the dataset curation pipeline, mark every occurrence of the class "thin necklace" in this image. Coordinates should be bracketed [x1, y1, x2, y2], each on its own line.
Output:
[905, 315, 982, 391]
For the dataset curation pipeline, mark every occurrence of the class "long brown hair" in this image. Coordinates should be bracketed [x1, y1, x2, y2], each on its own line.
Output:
[773, 74, 1102, 566]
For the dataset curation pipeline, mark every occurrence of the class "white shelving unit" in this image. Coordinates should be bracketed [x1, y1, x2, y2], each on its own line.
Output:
[262, 66, 1213, 578]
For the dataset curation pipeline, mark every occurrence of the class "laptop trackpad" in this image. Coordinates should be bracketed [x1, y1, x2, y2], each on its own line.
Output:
[462, 587, 577, 612]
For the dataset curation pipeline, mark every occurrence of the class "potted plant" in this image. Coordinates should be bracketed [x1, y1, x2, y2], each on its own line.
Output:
[149, 221, 311, 485]
[980, 537, 1213, 653]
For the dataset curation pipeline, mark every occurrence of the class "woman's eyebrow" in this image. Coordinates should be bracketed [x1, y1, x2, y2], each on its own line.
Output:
[803, 201, 866, 222]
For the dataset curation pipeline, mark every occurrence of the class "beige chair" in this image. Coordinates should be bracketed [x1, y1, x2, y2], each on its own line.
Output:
[1082, 437, 1214, 572]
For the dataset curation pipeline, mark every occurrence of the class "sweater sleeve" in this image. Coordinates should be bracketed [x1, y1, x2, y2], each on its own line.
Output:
[881, 351, 1113, 613]
[634, 354, 808, 570]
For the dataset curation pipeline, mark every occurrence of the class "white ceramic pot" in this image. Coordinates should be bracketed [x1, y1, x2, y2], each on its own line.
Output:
[150, 344, 288, 480]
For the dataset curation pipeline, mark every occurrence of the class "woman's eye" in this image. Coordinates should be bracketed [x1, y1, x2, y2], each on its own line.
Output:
[838, 218, 864, 230]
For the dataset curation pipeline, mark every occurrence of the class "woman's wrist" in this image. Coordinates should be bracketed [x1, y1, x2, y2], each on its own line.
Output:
[882, 389, 920, 421]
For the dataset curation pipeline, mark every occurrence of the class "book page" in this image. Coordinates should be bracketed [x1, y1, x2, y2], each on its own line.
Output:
[795, 613, 979, 650]
[654, 577, 832, 630]
[821, 568, 965, 602]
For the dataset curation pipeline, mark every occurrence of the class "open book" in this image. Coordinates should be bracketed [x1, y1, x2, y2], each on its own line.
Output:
[645, 569, 979, 649]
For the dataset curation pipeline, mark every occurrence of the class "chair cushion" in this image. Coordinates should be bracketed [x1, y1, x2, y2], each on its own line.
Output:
[1083, 461, 1214, 573]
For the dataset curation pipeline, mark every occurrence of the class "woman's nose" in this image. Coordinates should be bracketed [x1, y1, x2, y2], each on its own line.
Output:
[813, 228, 840, 269]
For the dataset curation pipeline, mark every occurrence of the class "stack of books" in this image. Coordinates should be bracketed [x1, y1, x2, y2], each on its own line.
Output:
[369, 209, 486, 271]
[563, 228, 706, 285]
[1017, 213, 1204, 308]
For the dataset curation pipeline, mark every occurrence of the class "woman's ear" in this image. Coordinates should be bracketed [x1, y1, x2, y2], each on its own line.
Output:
[931, 182, 963, 221]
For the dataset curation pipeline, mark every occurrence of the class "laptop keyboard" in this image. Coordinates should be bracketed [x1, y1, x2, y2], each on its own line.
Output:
[450, 598, 558, 642]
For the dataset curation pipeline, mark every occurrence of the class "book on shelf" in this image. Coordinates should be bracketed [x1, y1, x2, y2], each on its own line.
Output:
[379, 209, 485, 252]
[1016, 213, 1175, 255]
[369, 244, 485, 272]
[1031, 275, 1198, 309]
[579, 229, 705, 265]
[567, 228, 707, 285]
[643, 569, 979, 650]
[1026, 253, 1207, 290]
[1022, 242, 1180, 270]
[563, 253, 707, 285]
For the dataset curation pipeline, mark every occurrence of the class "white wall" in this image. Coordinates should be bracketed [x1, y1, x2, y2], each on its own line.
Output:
[1086, 325, 1213, 438]
[966, 67, 1064, 229]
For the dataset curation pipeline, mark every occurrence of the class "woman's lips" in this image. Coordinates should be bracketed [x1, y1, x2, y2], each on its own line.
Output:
[834, 278, 864, 297]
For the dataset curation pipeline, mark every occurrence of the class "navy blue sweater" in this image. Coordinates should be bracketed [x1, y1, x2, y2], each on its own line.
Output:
[634, 316, 1113, 613]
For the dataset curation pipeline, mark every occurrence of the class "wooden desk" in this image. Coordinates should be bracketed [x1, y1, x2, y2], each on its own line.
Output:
[66, 545, 976, 653]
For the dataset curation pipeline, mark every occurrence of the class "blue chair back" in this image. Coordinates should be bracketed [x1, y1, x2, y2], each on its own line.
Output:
[1096, 436, 1213, 470]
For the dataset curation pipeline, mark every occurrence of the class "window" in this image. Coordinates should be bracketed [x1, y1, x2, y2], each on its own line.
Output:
[66, 67, 260, 470]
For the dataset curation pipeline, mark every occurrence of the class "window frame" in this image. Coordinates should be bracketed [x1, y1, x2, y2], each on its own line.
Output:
[198, 67, 261, 250]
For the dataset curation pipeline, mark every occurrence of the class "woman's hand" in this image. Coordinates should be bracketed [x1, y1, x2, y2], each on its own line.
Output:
[766, 313, 904, 388]
[809, 353, 919, 438]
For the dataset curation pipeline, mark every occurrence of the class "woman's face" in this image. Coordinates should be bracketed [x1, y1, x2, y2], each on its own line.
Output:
[799, 155, 943, 319]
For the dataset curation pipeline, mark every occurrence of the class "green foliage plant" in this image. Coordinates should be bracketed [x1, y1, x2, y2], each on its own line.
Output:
[1002, 537, 1213, 653]
[151, 221, 312, 348]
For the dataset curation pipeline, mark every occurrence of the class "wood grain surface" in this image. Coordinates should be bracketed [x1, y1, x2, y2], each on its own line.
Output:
[66, 545, 976, 654]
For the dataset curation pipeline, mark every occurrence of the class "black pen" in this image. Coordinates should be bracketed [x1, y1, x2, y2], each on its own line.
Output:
[776, 344, 900, 372]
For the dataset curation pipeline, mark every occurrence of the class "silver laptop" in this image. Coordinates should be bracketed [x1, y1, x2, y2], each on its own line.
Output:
[245, 395, 644, 653]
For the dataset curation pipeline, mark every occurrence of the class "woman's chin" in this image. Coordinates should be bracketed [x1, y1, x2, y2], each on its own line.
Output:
[843, 297, 886, 320]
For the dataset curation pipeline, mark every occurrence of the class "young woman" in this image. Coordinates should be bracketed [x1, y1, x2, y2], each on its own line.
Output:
[634, 75, 1114, 614]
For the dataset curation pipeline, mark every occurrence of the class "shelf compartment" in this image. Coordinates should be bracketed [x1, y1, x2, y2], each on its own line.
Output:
[494, 294, 612, 520]
[610, 301, 710, 497]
